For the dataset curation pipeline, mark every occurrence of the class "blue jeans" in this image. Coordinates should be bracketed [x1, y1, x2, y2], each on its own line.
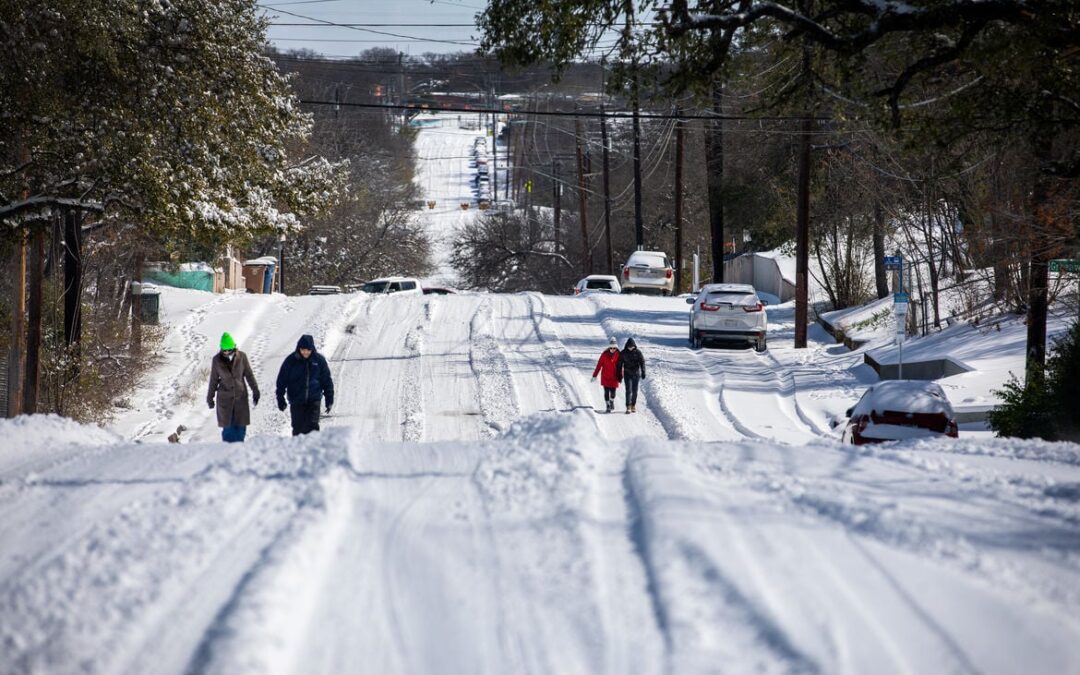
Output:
[222, 413, 247, 443]
[624, 374, 641, 406]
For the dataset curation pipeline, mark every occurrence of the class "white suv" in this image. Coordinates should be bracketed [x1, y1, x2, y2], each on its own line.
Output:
[361, 276, 422, 296]
[621, 250, 674, 295]
[687, 283, 767, 351]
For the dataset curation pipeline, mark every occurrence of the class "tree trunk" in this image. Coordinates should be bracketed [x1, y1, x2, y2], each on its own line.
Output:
[131, 251, 144, 353]
[7, 232, 26, 418]
[64, 209, 83, 361]
[1025, 133, 1054, 380]
[23, 225, 45, 414]
[873, 202, 889, 299]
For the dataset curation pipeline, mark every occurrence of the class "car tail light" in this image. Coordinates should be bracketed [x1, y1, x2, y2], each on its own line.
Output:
[665, 268, 673, 279]
[700, 303, 721, 312]
[742, 302, 763, 312]
[946, 419, 959, 438]
[622, 267, 629, 279]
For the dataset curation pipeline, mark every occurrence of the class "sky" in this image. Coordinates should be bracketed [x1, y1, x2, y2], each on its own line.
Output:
[260, 0, 486, 59]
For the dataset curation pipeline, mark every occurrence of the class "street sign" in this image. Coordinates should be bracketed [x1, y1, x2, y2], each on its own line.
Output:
[884, 255, 902, 270]
[1049, 259, 1080, 273]
[894, 292, 909, 304]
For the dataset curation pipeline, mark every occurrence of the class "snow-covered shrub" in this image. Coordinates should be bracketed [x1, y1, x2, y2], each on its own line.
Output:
[990, 321, 1080, 442]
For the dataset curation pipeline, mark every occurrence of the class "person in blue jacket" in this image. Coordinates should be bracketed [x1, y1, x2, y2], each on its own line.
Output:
[275, 334, 334, 436]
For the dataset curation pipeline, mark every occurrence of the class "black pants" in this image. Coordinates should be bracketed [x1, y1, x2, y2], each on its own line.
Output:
[603, 386, 617, 403]
[290, 401, 321, 436]
[624, 374, 640, 406]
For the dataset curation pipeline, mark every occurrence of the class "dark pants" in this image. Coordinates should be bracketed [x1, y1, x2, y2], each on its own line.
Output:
[222, 413, 246, 443]
[290, 401, 321, 436]
[624, 374, 641, 406]
[603, 386, 617, 405]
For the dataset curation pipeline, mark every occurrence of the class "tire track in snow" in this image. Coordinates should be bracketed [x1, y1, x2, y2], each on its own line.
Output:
[399, 300, 433, 441]
[623, 444, 821, 673]
[763, 349, 831, 437]
[468, 299, 520, 436]
[523, 293, 583, 411]
[586, 296, 695, 440]
[708, 352, 821, 444]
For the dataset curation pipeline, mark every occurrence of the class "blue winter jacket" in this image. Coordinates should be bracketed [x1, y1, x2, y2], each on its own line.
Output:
[275, 334, 335, 407]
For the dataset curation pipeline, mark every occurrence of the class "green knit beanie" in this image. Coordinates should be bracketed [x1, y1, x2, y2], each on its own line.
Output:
[220, 332, 236, 351]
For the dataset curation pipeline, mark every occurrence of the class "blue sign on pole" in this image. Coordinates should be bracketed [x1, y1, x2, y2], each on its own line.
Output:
[894, 292, 909, 303]
[883, 255, 902, 270]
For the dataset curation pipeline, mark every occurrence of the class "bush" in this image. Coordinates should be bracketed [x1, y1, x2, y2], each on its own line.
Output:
[990, 321, 1080, 441]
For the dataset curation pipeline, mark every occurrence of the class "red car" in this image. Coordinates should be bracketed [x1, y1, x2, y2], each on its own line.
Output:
[842, 380, 959, 445]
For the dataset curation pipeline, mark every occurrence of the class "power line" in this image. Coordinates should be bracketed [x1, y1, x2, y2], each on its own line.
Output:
[259, 4, 477, 46]
[297, 98, 835, 124]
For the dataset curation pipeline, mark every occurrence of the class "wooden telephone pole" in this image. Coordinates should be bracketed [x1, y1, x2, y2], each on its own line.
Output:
[575, 116, 591, 275]
[674, 109, 685, 293]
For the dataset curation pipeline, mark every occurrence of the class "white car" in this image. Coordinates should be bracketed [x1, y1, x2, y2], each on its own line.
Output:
[574, 274, 622, 295]
[621, 250, 674, 295]
[687, 283, 767, 351]
[361, 276, 422, 296]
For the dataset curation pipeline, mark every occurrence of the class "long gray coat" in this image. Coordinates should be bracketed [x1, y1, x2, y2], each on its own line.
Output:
[207, 350, 259, 427]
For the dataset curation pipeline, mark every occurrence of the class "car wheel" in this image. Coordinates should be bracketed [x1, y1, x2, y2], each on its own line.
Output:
[755, 337, 767, 352]
[692, 334, 703, 349]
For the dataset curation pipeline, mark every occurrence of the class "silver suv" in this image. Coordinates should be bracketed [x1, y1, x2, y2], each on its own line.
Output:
[687, 283, 767, 351]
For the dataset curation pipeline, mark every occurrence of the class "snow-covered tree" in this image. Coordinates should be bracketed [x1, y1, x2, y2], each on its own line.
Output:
[0, 0, 346, 241]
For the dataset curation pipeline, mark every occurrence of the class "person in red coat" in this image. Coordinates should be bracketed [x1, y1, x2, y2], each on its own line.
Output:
[591, 337, 622, 413]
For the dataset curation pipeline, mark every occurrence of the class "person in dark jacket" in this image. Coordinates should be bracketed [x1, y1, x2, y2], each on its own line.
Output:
[275, 334, 335, 436]
[591, 337, 622, 413]
[207, 332, 259, 443]
[616, 337, 646, 413]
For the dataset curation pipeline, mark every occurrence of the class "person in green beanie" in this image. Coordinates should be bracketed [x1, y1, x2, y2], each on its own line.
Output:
[207, 332, 259, 443]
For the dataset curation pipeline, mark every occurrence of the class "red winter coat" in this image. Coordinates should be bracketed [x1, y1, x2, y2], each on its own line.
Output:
[592, 348, 622, 388]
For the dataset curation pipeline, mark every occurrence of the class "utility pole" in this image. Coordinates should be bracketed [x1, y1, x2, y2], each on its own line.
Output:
[575, 115, 591, 275]
[631, 62, 644, 250]
[553, 160, 561, 251]
[398, 52, 405, 130]
[23, 224, 44, 413]
[600, 61, 613, 274]
[674, 108, 685, 293]
[491, 102, 498, 203]
[706, 81, 725, 282]
[794, 24, 813, 349]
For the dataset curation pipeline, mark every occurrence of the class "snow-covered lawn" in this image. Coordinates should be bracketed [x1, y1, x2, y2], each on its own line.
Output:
[2, 287, 1080, 674]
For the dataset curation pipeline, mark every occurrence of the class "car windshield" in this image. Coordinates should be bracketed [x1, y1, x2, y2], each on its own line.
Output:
[586, 280, 613, 289]
[362, 281, 388, 293]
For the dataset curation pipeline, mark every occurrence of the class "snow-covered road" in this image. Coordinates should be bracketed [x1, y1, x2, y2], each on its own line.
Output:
[3, 288, 1080, 674]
